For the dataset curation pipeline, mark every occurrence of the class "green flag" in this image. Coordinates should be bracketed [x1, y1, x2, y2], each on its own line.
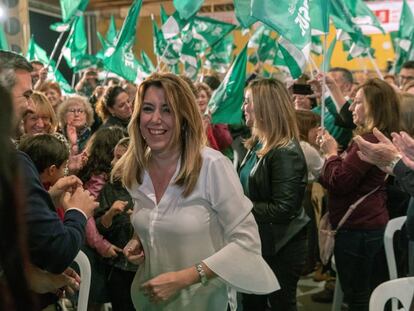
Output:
[310, 0, 330, 35]
[191, 16, 236, 49]
[50, 22, 71, 33]
[208, 44, 247, 125]
[205, 33, 234, 73]
[50, 66, 75, 94]
[160, 4, 169, 25]
[342, 0, 385, 34]
[104, 0, 143, 82]
[248, 25, 278, 65]
[73, 54, 99, 73]
[60, 0, 89, 23]
[26, 36, 49, 64]
[251, 0, 311, 79]
[0, 24, 9, 50]
[394, 0, 414, 73]
[234, 0, 257, 28]
[62, 15, 87, 68]
[141, 50, 155, 72]
[151, 18, 180, 65]
[323, 36, 336, 70]
[173, 0, 204, 20]
[106, 15, 118, 45]
[161, 11, 189, 40]
[311, 35, 323, 55]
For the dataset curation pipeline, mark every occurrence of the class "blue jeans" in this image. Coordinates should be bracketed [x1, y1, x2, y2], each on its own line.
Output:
[334, 228, 385, 311]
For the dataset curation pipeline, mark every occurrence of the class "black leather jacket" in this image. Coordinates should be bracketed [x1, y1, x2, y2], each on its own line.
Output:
[240, 139, 309, 256]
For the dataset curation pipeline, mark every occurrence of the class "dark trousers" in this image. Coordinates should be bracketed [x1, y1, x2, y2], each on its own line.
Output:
[334, 229, 385, 311]
[107, 266, 136, 311]
[242, 229, 307, 311]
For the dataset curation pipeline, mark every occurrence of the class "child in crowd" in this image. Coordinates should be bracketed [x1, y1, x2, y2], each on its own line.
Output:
[18, 134, 69, 219]
[76, 126, 127, 310]
[95, 137, 137, 311]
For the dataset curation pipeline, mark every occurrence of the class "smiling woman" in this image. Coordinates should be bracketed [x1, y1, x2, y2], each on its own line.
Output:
[112, 73, 279, 311]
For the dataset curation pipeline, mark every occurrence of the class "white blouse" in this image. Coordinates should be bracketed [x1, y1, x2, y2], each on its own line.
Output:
[300, 141, 324, 182]
[128, 147, 279, 311]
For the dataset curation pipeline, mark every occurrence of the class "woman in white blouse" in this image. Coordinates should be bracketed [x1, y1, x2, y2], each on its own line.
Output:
[113, 73, 278, 311]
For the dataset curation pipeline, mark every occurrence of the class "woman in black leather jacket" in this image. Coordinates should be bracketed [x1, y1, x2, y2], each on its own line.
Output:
[240, 78, 309, 311]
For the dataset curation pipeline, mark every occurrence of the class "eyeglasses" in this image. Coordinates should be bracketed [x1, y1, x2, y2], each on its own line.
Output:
[67, 108, 85, 115]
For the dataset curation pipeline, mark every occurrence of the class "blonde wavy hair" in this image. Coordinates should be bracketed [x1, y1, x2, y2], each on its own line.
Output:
[112, 73, 206, 197]
[24, 91, 58, 133]
[244, 78, 299, 156]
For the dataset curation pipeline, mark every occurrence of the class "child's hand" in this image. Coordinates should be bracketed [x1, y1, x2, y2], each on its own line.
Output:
[103, 244, 122, 258]
[101, 201, 129, 228]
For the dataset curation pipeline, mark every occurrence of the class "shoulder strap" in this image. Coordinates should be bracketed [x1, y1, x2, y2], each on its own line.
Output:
[336, 174, 389, 230]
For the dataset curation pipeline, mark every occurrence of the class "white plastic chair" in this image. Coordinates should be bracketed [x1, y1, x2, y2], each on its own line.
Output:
[331, 255, 344, 311]
[384, 216, 407, 311]
[74, 250, 91, 311]
[369, 277, 414, 311]
[385, 216, 407, 280]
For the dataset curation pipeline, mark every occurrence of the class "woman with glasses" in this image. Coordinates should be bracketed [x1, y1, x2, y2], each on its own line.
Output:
[57, 96, 94, 154]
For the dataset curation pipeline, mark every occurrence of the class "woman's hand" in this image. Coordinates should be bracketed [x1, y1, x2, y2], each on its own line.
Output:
[123, 238, 145, 265]
[317, 128, 338, 158]
[141, 271, 186, 303]
[101, 200, 130, 228]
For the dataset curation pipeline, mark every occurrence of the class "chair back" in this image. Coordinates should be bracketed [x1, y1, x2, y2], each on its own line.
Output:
[74, 250, 91, 311]
[369, 277, 414, 310]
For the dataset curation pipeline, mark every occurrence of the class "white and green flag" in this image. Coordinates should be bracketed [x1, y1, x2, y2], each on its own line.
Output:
[205, 33, 234, 73]
[310, 0, 330, 35]
[234, 0, 257, 29]
[62, 15, 87, 68]
[104, 0, 143, 82]
[208, 44, 247, 125]
[394, 0, 414, 72]
[60, 0, 89, 22]
[251, 0, 311, 79]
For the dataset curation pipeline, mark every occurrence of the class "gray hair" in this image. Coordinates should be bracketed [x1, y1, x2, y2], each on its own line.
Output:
[0, 50, 33, 89]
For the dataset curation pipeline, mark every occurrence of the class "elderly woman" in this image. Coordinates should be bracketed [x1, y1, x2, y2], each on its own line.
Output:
[195, 82, 233, 152]
[57, 95, 94, 154]
[318, 78, 400, 311]
[23, 91, 58, 135]
[240, 78, 309, 311]
[114, 73, 278, 311]
[97, 85, 132, 131]
[39, 81, 63, 113]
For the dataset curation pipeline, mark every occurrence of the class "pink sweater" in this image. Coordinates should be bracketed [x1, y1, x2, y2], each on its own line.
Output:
[84, 174, 111, 256]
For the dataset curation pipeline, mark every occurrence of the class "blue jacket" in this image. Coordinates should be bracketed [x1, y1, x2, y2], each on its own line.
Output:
[18, 150, 86, 274]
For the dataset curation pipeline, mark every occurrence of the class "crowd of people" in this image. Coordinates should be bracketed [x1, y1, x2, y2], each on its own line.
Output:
[2, 47, 414, 311]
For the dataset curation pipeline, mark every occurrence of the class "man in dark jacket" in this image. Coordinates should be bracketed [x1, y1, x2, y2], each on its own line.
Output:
[0, 50, 97, 309]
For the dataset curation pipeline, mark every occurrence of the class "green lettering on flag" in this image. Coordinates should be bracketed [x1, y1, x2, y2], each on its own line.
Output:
[251, 0, 311, 79]
[208, 44, 247, 125]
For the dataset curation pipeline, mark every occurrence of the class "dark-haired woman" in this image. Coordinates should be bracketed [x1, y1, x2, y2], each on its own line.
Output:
[97, 86, 132, 131]
[318, 78, 401, 311]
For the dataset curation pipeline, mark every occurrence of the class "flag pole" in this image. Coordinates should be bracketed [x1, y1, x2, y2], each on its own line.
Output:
[54, 50, 65, 74]
[320, 32, 328, 131]
[151, 14, 161, 69]
[156, 41, 172, 71]
[367, 51, 383, 79]
[47, 29, 68, 68]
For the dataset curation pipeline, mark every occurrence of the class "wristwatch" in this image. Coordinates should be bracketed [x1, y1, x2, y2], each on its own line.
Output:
[195, 263, 208, 286]
[387, 155, 402, 172]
